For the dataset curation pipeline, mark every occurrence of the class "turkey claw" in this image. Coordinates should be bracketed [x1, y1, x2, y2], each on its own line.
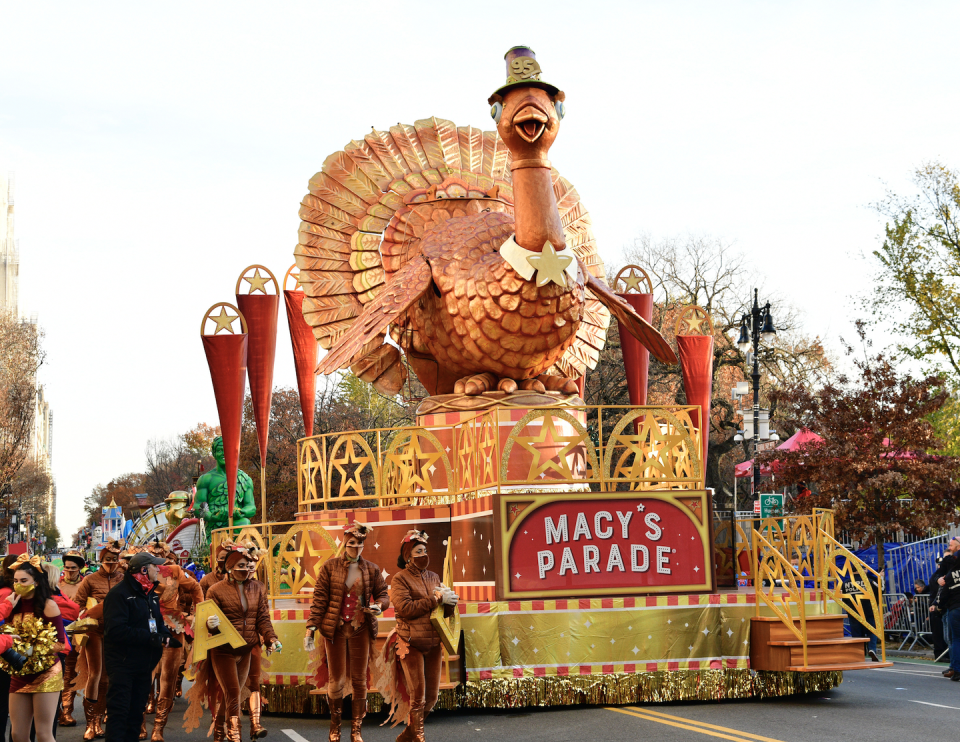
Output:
[497, 378, 518, 394]
[519, 379, 547, 393]
[455, 372, 497, 396]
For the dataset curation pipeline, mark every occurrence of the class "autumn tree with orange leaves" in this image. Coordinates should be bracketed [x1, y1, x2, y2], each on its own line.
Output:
[765, 324, 960, 571]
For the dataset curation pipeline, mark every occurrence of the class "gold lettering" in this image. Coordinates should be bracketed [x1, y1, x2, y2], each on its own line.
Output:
[192, 600, 246, 662]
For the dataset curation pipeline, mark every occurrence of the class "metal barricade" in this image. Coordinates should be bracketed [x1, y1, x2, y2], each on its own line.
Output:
[883, 592, 918, 650]
[912, 593, 934, 651]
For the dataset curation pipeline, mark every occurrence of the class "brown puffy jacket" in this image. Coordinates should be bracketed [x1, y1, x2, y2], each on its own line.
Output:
[307, 556, 389, 641]
[73, 568, 123, 609]
[206, 578, 278, 649]
[199, 572, 222, 598]
[391, 564, 451, 654]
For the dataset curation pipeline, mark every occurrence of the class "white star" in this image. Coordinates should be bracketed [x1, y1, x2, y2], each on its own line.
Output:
[741, 618, 745, 623]
[689, 645, 694, 651]
[632, 646, 640, 655]
[566, 652, 571, 657]
[462, 565, 466, 576]
[471, 628, 476, 634]
[591, 644, 595, 649]
[529, 625, 534, 630]
[691, 536, 695, 540]
[743, 640, 749, 646]
[467, 550, 470, 557]
[610, 638, 616, 644]
[560, 633, 565, 638]
[475, 651, 480, 657]
[515, 572, 521, 579]
[335, 536, 342, 546]
[702, 628, 710, 636]
[684, 623, 689, 627]
[523, 531, 528, 535]
[636, 504, 645, 512]
[726, 629, 734, 637]
[584, 620, 592, 628]
[381, 569, 388, 579]
[533, 647, 539, 654]
[628, 626, 633, 631]
[487, 542, 492, 553]
[667, 619, 672, 625]
[445, 446, 451, 453]
[648, 635, 652, 639]
[482, 566, 486, 575]
[694, 566, 700, 572]
[374, 542, 380, 549]
[512, 637, 520, 646]
[429, 464, 436, 475]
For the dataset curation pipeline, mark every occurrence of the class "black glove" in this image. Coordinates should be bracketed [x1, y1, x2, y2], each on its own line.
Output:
[2, 648, 27, 673]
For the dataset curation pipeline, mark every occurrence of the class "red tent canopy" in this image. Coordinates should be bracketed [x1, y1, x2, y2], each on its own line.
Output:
[734, 429, 823, 479]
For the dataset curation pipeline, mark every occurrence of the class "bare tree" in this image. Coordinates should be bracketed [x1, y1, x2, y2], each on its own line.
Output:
[0, 311, 46, 489]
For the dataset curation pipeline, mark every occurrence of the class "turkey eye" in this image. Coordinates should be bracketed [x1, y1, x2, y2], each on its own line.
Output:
[491, 102, 503, 123]
[554, 101, 565, 120]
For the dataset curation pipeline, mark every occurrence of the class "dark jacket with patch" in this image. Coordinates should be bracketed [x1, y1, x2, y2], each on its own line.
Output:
[103, 572, 171, 673]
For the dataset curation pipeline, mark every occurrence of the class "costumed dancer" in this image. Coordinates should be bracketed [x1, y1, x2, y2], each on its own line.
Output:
[304, 522, 388, 742]
[379, 531, 458, 742]
[58, 550, 86, 727]
[200, 540, 237, 598]
[147, 551, 202, 742]
[73, 540, 124, 741]
[5, 554, 69, 742]
[188, 542, 280, 742]
[173, 548, 203, 703]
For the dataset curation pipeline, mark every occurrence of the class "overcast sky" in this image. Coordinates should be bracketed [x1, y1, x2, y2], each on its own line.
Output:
[1, 2, 958, 539]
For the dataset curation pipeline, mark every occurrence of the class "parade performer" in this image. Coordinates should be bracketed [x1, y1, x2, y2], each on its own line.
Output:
[191, 542, 280, 742]
[304, 522, 388, 742]
[148, 556, 202, 742]
[73, 540, 124, 741]
[57, 550, 86, 727]
[379, 531, 458, 742]
[199, 540, 236, 598]
[5, 554, 68, 742]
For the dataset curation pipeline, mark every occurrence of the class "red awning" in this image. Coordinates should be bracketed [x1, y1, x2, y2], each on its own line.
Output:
[734, 429, 823, 479]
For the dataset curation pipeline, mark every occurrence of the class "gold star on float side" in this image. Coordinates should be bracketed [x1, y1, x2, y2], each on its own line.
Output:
[515, 415, 584, 481]
[526, 242, 572, 288]
[621, 269, 644, 293]
[386, 434, 443, 495]
[331, 440, 370, 498]
[211, 307, 239, 334]
[244, 268, 270, 294]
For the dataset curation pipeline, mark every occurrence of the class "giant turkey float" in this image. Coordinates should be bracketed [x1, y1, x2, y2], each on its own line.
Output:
[194, 46, 889, 714]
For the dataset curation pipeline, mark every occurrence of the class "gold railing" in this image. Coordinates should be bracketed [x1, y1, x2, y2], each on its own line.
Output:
[298, 405, 703, 511]
[753, 528, 809, 668]
[209, 519, 347, 603]
[820, 530, 886, 662]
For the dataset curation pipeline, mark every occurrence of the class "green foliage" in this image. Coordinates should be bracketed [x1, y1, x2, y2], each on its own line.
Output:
[867, 162, 960, 384]
[928, 388, 960, 457]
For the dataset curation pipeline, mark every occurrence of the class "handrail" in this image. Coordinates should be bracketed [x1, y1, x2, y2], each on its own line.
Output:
[753, 528, 809, 668]
[819, 529, 887, 663]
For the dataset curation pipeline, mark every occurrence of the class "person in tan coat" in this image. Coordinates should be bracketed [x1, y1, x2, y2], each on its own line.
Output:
[204, 543, 280, 742]
[73, 540, 124, 741]
[304, 523, 389, 742]
[57, 550, 85, 727]
[379, 530, 458, 742]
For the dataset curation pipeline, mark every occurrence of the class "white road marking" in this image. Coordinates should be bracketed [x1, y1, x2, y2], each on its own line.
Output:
[283, 730, 312, 742]
[909, 700, 960, 710]
[876, 668, 945, 677]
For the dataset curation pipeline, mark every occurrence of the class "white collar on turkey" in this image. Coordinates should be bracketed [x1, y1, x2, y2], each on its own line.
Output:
[499, 235, 579, 288]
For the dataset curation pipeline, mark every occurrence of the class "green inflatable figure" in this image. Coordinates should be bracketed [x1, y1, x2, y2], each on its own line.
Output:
[194, 436, 256, 540]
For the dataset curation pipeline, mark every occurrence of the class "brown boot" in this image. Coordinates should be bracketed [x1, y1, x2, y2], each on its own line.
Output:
[213, 706, 227, 742]
[226, 716, 242, 742]
[249, 691, 267, 739]
[150, 698, 172, 742]
[175, 669, 184, 699]
[82, 697, 98, 742]
[410, 708, 425, 742]
[328, 698, 343, 742]
[146, 686, 156, 714]
[60, 691, 77, 726]
[350, 699, 366, 742]
[94, 695, 108, 739]
[139, 716, 148, 740]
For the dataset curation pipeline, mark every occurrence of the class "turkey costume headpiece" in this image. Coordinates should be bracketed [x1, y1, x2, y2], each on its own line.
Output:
[397, 529, 429, 569]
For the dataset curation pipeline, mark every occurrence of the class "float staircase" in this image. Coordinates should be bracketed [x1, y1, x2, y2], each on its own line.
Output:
[750, 614, 891, 671]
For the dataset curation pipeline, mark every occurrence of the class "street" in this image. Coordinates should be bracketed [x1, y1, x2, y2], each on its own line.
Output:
[57, 661, 957, 742]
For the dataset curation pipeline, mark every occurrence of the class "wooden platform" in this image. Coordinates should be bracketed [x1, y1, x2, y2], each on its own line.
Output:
[750, 615, 891, 672]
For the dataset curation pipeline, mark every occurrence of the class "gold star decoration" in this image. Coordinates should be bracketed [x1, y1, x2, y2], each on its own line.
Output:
[515, 415, 584, 481]
[331, 439, 370, 498]
[614, 415, 690, 483]
[243, 268, 270, 294]
[621, 269, 645, 293]
[210, 307, 239, 334]
[386, 433, 444, 494]
[675, 306, 713, 337]
[526, 242, 573, 288]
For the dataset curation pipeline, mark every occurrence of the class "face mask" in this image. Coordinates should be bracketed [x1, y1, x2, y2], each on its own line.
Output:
[63, 573, 81, 585]
[100, 562, 118, 574]
[133, 572, 154, 591]
[231, 567, 252, 582]
[14, 583, 35, 597]
[344, 545, 362, 563]
[413, 555, 429, 570]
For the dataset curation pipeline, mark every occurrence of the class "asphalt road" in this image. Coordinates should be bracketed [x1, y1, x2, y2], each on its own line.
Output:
[56, 661, 958, 742]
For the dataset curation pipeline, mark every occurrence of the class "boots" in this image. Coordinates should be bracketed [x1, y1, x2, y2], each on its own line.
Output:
[213, 707, 227, 742]
[395, 727, 415, 742]
[350, 699, 366, 742]
[146, 686, 156, 714]
[175, 668, 184, 698]
[82, 697, 98, 742]
[226, 716, 242, 742]
[60, 691, 77, 726]
[151, 698, 172, 742]
[410, 708, 425, 742]
[94, 695, 108, 739]
[328, 697, 343, 742]
[249, 691, 267, 739]
[139, 716, 148, 740]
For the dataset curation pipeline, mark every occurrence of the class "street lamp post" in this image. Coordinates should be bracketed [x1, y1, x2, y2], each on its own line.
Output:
[737, 289, 777, 507]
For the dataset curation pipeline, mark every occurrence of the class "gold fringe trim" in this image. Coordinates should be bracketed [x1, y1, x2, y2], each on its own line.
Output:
[260, 670, 840, 714]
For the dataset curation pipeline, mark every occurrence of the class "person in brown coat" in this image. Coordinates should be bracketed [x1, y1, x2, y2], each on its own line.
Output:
[57, 550, 85, 727]
[204, 543, 280, 742]
[379, 530, 458, 742]
[200, 540, 236, 597]
[304, 522, 389, 742]
[73, 540, 124, 741]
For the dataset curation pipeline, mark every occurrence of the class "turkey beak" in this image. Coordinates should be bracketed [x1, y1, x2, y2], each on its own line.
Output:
[513, 105, 549, 144]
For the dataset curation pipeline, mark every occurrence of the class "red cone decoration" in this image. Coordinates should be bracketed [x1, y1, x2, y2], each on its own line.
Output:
[283, 266, 319, 438]
[675, 306, 715, 473]
[200, 302, 249, 522]
[614, 266, 654, 407]
[236, 266, 280, 471]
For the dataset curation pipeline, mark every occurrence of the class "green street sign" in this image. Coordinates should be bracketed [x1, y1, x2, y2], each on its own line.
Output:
[760, 493, 784, 525]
